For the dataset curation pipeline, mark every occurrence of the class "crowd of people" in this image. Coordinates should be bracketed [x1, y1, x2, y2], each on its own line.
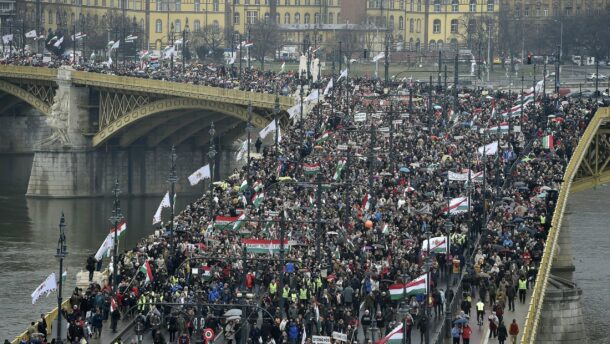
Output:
[10, 54, 602, 344]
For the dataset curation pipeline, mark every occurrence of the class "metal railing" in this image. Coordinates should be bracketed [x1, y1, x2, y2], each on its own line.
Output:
[520, 107, 610, 343]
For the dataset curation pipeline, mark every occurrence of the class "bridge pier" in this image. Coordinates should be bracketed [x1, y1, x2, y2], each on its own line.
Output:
[552, 211, 577, 280]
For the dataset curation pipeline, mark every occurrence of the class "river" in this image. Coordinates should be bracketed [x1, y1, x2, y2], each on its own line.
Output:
[0, 154, 198, 341]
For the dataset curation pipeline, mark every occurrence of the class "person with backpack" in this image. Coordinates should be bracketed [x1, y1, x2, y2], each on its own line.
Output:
[488, 312, 499, 339]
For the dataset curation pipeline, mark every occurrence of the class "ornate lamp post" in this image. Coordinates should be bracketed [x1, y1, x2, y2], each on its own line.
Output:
[109, 180, 123, 298]
[54, 213, 68, 344]
[168, 146, 178, 252]
[274, 93, 280, 150]
[181, 19, 190, 73]
[246, 102, 254, 188]
[169, 23, 175, 78]
[208, 122, 216, 220]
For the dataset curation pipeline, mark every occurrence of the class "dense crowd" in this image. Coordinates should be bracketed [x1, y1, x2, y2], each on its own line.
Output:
[13, 57, 601, 344]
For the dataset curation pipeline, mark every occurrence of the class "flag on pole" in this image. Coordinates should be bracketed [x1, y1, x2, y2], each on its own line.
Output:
[541, 134, 554, 149]
[324, 78, 334, 96]
[110, 40, 120, 50]
[139, 260, 154, 283]
[306, 89, 320, 102]
[163, 45, 176, 58]
[376, 323, 403, 344]
[31, 273, 57, 305]
[362, 193, 371, 211]
[337, 68, 348, 82]
[280, 61, 285, 72]
[25, 30, 37, 38]
[477, 141, 498, 155]
[387, 274, 428, 301]
[152, 192, 171, 224]
[259, 120, 277, 139]
[62, 270, 67, 283]
[233, 213, 247, 230]
[53, 36, 64, 47]
[372, 51, 385, 62]
[441, 197, 470, 214]
[108, 56, 113, 66]
[214, 215, 239, 229]
[421, 236, 448, 254]
[2, 34, 13, 44]
[252, 192, 265, 208]
[303, 163, 321, 175]
[333, 159, 346, 181]
[242, 239, 289, 254]
[188, 164, 211, 186]
[315, 131, 332, 144]
[239, 180, 249, 192]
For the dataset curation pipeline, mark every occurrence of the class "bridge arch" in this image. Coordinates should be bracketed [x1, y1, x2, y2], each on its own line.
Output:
[0, 79, 51, 115]
[93, 97, 270, 147]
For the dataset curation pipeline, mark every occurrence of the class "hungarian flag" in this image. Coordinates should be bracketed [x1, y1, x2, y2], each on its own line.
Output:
[139, 260, 154, 283]
[501, 105, 522, 117]
[542, 134, 554, 149]
[333, 159, 346, 181]
[252, 192, 265, 208]
[110, 297, 118, 313]
[253, 180, 264, 192]
[239, 180, 248, 192]
[517, 91, 534, 105]
[201, 266, 212, 280]
[388, 274, 428, 300]
[442, 197, 470, 214]
[422, 236, 448, 254]
[110, 219, 127, 238]
[487, 123, 509, 134]
[315, 131, 332, 144]
[303, 163, 321, 175]
[214, 216, 239, 229]
[242, 239, 289, 254]
[362, 193, 371, 211]
[233, 213, 247, 230]
[376, 323, 403, 344]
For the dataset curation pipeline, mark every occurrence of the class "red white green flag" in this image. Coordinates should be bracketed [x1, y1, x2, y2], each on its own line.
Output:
[110, 219, 127, 238]
[388, 274, 428, 300]
[303, 163, 321, 175]
[376, 323, 403, 344]
[214, 215, 239, 229]
[242, 239, 289, 254]
[315, 131, 332, 144]
[201, 266, 212, 280]
[441, 197, 470, 214]
[422, 236, 448, 254]
[542, 134, 554, 149]
[252, 192, 265, 208]
[362, 193, 371, 211]
[139, 260, 154, 283]
[333, 159, 346, 181]
[233, 213, 247, 230]
[110, 297, 118, 313]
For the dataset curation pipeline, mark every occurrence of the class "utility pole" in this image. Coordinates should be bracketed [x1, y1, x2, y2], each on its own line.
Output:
[338, 40, 343, 72]
[315, 172, 323, 262]
[555, 45, 560, 94]
[54, 213, 68, 343]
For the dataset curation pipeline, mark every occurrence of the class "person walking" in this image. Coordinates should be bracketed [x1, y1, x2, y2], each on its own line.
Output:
[498, 321, 508, 344]
[462, 324, 472, 344]
[86, 255, 96, 282]
[451, 324, 461, 344]
[506, 283, 516, 311]
[417, 315, 428, 344]
[509, 319, 520, 344]
[518, 276, 527, 304]
[476, 299, 485, 326]
[488, 312, 499, 339]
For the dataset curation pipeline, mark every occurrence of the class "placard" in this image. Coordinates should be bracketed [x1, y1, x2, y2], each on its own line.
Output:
[332, 332, 348, 342]
[312, 336, 331, 344]
[354, 112, 367, 122]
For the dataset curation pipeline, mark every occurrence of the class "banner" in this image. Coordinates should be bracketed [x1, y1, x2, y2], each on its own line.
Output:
[31, 273, 57, 305]
[188, 164, 211, 186]
[242, 239, 289, 254]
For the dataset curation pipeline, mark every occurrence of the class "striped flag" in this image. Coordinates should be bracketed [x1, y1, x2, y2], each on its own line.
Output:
[487, 123, 509, 134]
[422, 236, 448, 254]
[201, 266, 212, 280]
[253, 180, 264, 192]
[315, 131, 332, 144]
[110, 220, 127, 238]
[542, 134, 554, 149]
[362, 193, 371, 211]
[376, 324, 403, 344]
[252, 192, 265, 208]
[214, 216, 239, 229]
[303, 163, 321, 175]
[242, 239, 289, 254]
[333, 159, 346, 181]
[388, 274, 428, 300]
[233, 213, 247, 230]
[139, 260, 154, 283]
[239, 180, 248, 192]
[441, 197, 470, 214]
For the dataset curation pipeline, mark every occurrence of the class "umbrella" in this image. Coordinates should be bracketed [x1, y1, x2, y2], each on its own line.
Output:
[492, 244, 505, 251]
[400, 167, 411, 173]
[227, 315, 241, 321]
[512, 217, 524, 223]
[224, 309, 242, 317]
[513, 181, 526, 187]
[454, 318, 469, 325]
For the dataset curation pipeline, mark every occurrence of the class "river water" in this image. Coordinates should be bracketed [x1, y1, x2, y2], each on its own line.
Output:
[0, 154, 198, 341]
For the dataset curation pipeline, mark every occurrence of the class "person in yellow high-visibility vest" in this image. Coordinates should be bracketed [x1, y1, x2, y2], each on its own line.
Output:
[269, 280, 277, 296]
[518, 276, 527, 304]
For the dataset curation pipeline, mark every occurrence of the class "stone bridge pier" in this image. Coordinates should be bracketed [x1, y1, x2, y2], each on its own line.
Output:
[25, 68, 243, 198]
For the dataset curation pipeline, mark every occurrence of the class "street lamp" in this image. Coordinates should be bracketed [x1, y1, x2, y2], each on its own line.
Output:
[168, 145, 178, 252]
[246, 102, 254, 188]
[54, 213, 68, 344]
[169, 22, 175, 78]
[423, 220, 431, 344]
[274, 93, 280, 150]
[208, 122, 216, 220]
[181, 19, 190, 73]
[109, 179, 123, 300]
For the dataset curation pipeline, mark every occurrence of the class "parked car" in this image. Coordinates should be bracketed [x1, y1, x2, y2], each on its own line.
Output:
[586, 73, 608, 81]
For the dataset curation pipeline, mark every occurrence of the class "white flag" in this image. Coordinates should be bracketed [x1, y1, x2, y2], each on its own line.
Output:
[25, 30, 37, 38]
[372, 51, 385, 62]
[277, 124, 282, 143]
[188, 164, 211, 186]
[2, 34, 13, 44]
[259, 120, 277, 139]
[94, 233, 114, 261]
[108, 55, 113, 66]
[306, 89, 319, 102]
[31, 273, 57, 305]
[337, 68, 348, 82]
[164, 46, 176, 58]
[236, 139, 250, 161]
[478, 141, 498, 155]
[229, 56, 236, 65]
[152, 191, 172, 224]
[280, 61, 285, 73]
[287, 104, 300, 119]
[53, 36, 64, 48]
[111, 40, 120, 50]
[324, 78, 334, 96]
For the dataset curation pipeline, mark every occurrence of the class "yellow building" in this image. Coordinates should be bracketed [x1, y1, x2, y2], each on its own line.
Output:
[19, 0, 498, 57]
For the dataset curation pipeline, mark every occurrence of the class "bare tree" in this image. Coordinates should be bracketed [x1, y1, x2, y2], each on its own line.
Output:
[249, 18, 281, 70]
[192, 25, 225, 62]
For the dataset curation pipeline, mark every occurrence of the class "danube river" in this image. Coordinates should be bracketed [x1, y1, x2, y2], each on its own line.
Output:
[0, 154, 197, 340]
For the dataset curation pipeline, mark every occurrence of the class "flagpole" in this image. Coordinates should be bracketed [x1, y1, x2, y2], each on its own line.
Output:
[109, 180, 123, 303]
[54, 213, 68, 343]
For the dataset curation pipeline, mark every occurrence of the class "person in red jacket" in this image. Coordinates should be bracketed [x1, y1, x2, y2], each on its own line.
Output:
[509, 319, 520, 344]
[462, 324, 472, 344]
[246, 271, 255, 290]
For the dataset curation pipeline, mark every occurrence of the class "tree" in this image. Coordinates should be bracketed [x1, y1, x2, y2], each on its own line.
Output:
[191, 25, 225, 62]
[249, 18, 282, 70]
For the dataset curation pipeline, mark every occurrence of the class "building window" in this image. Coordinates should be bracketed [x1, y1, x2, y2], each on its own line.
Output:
[304, 13, 310, 24]
[409, 18, 414, 32]
[535, 6, 540, 16]
[416, 18, 421, 32]
[399, 16, 404, 29]
[284, 13, 290, 23]
[543, 6, 548, 16]
[175, 0, 181, 11]
[417, 0, 421, 11]
[194, 0, 200, 11]
[400, 0, 405, 9]
[295, 13, 300, 24]
[469, 0, 476, 12]
[285, 0, 290, 4]
[194, 19, 201, 32]
[156, 0, 163, 10]
[212, 20, 219, 31]
[328, 12, 334, 23]
[213, 0, 219, 11]
[234, 12, 240, 25]
[295, 0, 300, 5]
[275, 13, 280, 24]
[434, 0, 441, 12]
[430, 40, 436, 50]
[410, 0, 414, 11]
[389, 15, 394, 28]
[155, 19, 162, 32]
[314, 13, 320, 24]
[451, 19, 458, 32]
[452, 0, 458, 12]
[433, 19, 441, 33]
[524, 7, 529, 16]
[487, 0, 493, 12]
[175, 19, 181, 32]
[247, 11, 257, 24]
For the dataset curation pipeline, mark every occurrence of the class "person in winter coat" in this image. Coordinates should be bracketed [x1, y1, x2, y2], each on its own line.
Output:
[451, 324, 461, 344]
[461, 324, 472, 344]
[488, 312, 499, 338]
[497, 321, 508, 344]
[287, 322, 299, 344]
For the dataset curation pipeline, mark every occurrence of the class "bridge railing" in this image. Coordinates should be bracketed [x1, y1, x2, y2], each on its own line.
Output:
[520, 107, 610, 343]
[0, 65, 58, 81]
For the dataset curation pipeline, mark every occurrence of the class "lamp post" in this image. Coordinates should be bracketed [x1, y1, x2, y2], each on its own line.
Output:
[181, 20, 190, 73]
[423, 220, 431, 344]
[168, 145, 178, 252]
[443, 194, 453, 338]
[274, 93, 280, 150]
[208, 122, 216, 221]
[54, 213, 68, 344]
[169, 22, 175, 78]
[246, 102, 253, 188]
[109, 180, 123, 299]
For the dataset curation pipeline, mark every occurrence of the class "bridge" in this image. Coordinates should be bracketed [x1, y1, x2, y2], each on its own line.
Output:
[520, 107, 610, 343]
[0, 65, 294, 197]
